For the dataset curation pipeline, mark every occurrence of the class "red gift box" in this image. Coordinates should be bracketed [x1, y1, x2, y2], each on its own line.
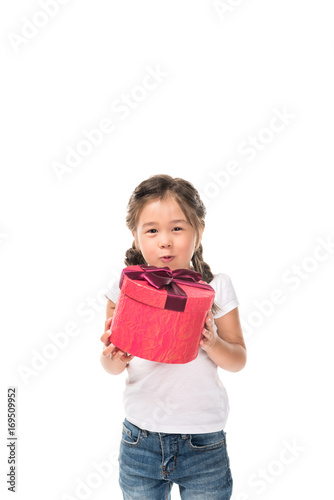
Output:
[108, 264, 215, 364]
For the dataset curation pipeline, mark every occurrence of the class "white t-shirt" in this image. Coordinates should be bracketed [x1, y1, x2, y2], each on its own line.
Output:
[105, 271, 239, 434]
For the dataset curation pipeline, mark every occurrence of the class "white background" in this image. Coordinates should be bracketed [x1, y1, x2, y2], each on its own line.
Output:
[1, 1, 333, 499]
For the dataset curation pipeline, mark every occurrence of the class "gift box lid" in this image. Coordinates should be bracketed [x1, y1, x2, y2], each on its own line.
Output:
[119, 264, 215, 313]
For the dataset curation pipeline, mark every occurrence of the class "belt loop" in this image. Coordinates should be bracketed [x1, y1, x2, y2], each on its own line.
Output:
[142, 429, 148, 437]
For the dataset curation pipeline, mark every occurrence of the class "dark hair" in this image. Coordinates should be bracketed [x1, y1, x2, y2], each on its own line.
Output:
[124, 174, 222, 316]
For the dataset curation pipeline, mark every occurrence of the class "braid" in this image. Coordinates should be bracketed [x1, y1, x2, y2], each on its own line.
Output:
[124, 240, 147, 266]
[191, 244, 222, 317]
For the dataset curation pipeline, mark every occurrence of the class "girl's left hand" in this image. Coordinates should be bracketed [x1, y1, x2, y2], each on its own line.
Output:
[200, 310, 219, 353]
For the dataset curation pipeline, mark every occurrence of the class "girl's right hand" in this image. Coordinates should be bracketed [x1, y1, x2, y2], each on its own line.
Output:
[100, 317, 134, 363]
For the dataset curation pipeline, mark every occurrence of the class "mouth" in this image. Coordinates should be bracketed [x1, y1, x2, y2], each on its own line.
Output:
[160, 256, 175, 262]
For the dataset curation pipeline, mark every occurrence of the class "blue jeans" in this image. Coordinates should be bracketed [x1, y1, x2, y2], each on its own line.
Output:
[118, 418, 233, 499]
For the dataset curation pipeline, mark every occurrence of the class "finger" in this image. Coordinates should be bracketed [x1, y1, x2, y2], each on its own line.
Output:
[201, 330, 210, 341]
[102, 344, 113, 356]
[202, 329, 212, 342]
[113, 349, 125, 360]
[119, 354, 131, 363]
[206, 310, 213, 324]
[103, 327, 112, 340]
[100, 331, 111, 345]
[120, 353, 134, 363]
[101, 321, 114, 343]
[104, 316, 113, 331]
[200, 338, 207, 347]
[102, 343, 117, 357]
[100, 330, 108, 341]
[102, 346, 112, 357]
[204, 317, 214, 333]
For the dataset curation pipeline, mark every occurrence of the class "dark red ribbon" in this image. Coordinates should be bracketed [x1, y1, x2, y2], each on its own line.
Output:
[119, 264, 214, 312]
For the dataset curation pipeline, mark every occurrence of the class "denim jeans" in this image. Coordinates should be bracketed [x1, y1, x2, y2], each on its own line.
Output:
[118, 418, 233, 499]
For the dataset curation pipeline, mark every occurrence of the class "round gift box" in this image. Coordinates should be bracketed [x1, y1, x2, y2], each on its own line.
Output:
[108, 265, 215, 364]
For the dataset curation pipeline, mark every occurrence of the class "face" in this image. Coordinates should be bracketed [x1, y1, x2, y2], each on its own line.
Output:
[132, 197, 204, 270]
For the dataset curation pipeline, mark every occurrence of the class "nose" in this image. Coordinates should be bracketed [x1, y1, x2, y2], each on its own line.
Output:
[159, 237, 172, 249]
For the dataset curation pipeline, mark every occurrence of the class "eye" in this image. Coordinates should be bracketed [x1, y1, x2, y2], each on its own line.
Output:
[147, 227, 182, 234]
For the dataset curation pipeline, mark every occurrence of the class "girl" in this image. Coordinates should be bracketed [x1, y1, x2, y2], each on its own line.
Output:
[100, 174, 247, 500]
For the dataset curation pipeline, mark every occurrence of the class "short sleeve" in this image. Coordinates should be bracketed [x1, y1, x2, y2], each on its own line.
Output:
[211, 273, 239, 319]
[104, 276, 121, 304]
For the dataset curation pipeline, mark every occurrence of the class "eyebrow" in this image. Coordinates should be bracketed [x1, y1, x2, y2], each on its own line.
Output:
[142, 219, 188, 229]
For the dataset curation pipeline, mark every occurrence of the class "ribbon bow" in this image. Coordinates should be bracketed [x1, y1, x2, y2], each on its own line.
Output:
[120, 264, 214, 312]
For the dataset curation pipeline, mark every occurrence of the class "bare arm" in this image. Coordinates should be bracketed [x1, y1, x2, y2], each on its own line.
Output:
[100, 299, 133, 375]
[205, 308, 247, 372]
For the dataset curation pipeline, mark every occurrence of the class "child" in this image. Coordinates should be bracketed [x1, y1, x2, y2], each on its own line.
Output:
[100, 174, 247, 500]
